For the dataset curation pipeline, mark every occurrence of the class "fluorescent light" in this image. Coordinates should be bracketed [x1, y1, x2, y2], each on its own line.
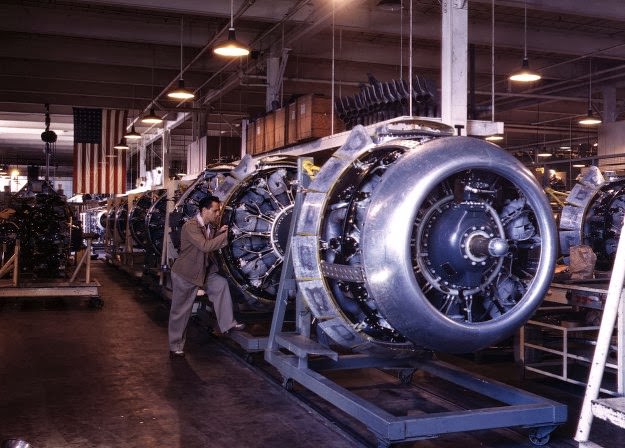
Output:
[0, 127, 66, 135]
[573, 163, 586, 168]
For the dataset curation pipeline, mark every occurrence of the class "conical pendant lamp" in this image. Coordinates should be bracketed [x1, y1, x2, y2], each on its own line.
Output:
[579, 59, 602, 126]
[124, 123, 141, 140]
[168, 17, 195, 100]
[509, 0, 541, 82]
[141, 107, 163, 124]
[213, 0, 250, 57]
[114, 139, 129, 150]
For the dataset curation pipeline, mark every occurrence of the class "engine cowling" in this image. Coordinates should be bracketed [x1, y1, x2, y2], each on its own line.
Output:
[292, 125, 557, 354]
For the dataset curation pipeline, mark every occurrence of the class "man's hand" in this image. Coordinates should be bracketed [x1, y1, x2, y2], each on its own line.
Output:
[218, 225, 229, 234]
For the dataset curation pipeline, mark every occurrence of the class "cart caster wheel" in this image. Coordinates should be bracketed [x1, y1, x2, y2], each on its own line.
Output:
[243, 353, 254, 365]
[529, 430, 550, 446]
[398, 368, 415, 385]
[89, 297, 103, 309]
[282, 378, 294, 391]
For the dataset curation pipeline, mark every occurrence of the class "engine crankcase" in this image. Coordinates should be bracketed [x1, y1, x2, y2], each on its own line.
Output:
[293, 127, 556, 354]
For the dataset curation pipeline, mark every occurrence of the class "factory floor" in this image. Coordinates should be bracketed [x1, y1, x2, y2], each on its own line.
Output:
[0, 261, 622, 448]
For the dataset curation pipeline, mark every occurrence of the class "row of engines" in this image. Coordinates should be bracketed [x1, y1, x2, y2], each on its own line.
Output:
[86, 120, 624, 355]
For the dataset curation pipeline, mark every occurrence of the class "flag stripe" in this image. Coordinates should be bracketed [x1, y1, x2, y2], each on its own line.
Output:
[73, 108, 128, 195]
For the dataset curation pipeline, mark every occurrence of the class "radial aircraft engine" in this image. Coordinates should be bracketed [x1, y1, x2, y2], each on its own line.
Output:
[0, 180, 76, 277]
[291, 121, 557, 354]
[213, 156, 297, 307]
[559, 166, 625, 271]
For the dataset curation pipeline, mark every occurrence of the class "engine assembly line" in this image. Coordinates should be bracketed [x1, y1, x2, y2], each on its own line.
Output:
[3, 111, 625, 447]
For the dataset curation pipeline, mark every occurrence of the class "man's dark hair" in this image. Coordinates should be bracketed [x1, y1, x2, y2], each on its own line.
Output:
[198, 195, 220, 211]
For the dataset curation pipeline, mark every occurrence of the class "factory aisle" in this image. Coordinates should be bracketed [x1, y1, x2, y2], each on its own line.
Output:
[0, 261, 353, 448]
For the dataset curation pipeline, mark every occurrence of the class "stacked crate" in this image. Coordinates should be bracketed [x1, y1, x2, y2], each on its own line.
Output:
[254, 116, 265, 155]
[264, 112, 275, 152]
[246, 120, 255, 155]
[274, 107, 286, 148]
[249, 94, 342, 156]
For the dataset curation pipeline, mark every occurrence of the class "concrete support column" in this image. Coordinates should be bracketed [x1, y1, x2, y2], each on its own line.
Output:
[266, 55, 281, 112]
[139, 140, 146, 180]
[602, 84, 617, 124]
[441, 0, 468, 133]
[162, 128, 170, 187]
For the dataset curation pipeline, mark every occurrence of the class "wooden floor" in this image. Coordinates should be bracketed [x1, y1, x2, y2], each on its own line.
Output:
[0, 260, 623, 447]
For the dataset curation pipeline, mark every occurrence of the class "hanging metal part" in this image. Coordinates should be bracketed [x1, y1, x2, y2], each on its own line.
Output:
[40, 104, 58, 182]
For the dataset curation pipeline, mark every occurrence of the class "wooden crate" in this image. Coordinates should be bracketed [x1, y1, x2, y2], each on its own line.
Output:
[287, 102, 298, 145]
[263, 112, 275, 153]
[254, 116, 265, 155]
[296, 94, 332, 141]
[246, 120, 255, 155]
[274, 107, 286, 149]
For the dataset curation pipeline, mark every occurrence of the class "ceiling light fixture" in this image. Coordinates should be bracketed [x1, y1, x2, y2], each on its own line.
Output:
[123, 123, 141, 140]
[168, 17, 195, 100]
[114, 139, 129, 150]
[573, 163, 587, 168]
[141, 107, 163, 124]
[142, 58, 163, 125]
[579, 59, 602, 126]
[537, 148, 552, 157]
[509, 0, 541, 82]
[213, 0, 250, 57]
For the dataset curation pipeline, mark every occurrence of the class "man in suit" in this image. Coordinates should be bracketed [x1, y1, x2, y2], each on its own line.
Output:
[168, 195, 244, 358]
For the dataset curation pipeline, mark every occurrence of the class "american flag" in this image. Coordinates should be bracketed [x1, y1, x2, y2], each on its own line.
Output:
[73, 108, 128, 194]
